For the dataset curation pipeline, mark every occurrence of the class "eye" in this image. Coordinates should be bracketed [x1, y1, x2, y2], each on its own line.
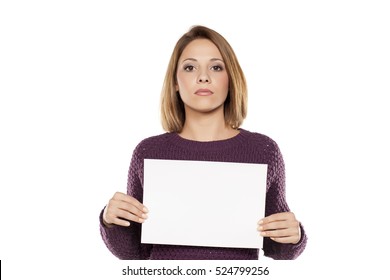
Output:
[211, 65, 224, 71]
[184, 65, 195, 72]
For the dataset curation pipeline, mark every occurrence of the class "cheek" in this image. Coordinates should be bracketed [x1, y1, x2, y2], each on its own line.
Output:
[176, 73, 187, 92]
[177, 75, 196, 95]
[221, 74, 229, 93]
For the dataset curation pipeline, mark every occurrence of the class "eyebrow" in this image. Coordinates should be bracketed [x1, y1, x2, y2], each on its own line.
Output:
[181, 58, 225, 63]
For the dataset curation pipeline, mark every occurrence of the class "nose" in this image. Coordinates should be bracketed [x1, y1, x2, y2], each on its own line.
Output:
[197, 71, 210, 84]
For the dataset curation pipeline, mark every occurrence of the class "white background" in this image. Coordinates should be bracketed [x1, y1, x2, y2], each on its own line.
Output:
[1, 0, 389, 279]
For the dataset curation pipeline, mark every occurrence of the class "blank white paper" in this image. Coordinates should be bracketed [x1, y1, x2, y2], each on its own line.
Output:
[141, 159, 268, 249]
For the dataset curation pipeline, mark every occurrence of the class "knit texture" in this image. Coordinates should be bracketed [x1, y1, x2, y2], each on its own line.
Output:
[99, 129, 307, 260]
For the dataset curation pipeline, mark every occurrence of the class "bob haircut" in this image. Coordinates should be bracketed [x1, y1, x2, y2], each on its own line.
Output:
[160, 25, 248, 132]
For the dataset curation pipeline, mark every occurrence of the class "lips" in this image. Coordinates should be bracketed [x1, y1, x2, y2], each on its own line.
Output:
[195, 89, 213, 96]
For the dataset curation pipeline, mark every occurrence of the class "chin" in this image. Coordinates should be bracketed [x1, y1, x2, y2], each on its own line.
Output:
[191, 106, 224, 114]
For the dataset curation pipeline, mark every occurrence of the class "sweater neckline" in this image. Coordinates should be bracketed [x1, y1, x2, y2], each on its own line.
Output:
[168, 128, 250, 151]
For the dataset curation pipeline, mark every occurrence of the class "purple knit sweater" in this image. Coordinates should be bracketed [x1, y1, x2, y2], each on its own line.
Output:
[99, 129, 307, 260]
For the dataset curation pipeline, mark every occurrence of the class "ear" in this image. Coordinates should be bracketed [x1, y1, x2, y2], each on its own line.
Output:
[175, 84, 179, 92]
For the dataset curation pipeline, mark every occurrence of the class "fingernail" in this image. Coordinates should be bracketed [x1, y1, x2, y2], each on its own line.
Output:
[258, 226, 263, 231]
[258, 220, 264, 225]
[143, 207, 149, 213]
[142, 213, 148, 219]
[139, 218, 145, 223]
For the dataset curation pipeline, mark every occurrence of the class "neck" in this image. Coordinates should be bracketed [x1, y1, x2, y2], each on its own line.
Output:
[179, 109, 238, 142]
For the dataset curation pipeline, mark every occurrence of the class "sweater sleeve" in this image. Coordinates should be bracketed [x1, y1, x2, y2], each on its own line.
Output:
[262, 140, 307, 260]
[99, 145, 152, 259]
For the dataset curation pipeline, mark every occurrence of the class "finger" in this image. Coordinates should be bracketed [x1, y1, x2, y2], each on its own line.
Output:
[115, 201, 148, 220]
[114, 192, 148, 213]
[260, 228, 297, 238]
[258, 219, 299, 232]
[106, 202, 148, 224]
[267, 226, 301, 244]
[111, 217, 131, 227]
[258, 212, 295, 225]
[116, 209, 147, 223]
[105, 208, 145, 226]
[257, 221, 288, 231]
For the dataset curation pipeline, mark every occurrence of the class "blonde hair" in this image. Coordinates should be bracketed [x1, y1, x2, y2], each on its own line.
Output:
[160, 25, 247, 132]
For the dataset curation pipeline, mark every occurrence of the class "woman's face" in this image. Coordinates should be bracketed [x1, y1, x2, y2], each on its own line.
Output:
[176, 39, 229, 115]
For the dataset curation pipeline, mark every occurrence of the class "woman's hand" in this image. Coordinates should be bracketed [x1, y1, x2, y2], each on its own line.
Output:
[257, 212, 301, 244]
[103, 192, 148, 227]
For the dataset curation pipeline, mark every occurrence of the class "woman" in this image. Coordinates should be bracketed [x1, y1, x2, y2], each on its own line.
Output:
[100, 25, 307, 260]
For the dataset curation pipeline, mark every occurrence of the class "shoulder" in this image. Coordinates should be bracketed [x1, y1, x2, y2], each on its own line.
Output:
[137, 132, 172, 147]
[132, 132, 173, 157]
[240, 128, 280, 151]
[241, 129, 285, 179]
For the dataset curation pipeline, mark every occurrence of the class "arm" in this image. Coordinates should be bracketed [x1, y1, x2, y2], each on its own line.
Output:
[99, 147, 152, 259]
[261, 141, 307, 260]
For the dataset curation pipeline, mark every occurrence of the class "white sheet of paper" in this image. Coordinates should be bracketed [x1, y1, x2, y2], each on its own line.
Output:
[141, 159, 268, 249]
